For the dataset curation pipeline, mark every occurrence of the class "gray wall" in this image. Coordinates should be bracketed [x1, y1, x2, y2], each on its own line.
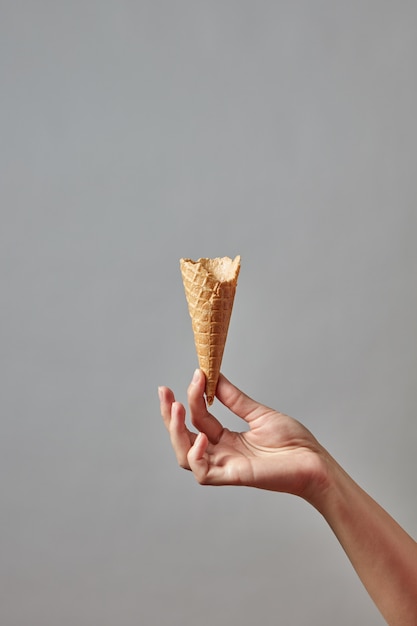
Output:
[2, 2, 417, 625]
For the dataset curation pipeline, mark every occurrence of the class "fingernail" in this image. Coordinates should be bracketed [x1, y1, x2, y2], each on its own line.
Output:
[192, 369, 200, 384]
[158, 387, 163, 400]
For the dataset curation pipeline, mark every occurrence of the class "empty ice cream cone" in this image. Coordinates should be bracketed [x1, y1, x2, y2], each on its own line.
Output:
[180, 256, 240, 405]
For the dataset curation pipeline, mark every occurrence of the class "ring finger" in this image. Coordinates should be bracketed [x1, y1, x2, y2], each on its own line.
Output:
[170, 401, 197, 470]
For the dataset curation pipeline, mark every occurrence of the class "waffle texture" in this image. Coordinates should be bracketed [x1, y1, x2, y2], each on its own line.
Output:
[180, 256, 240, 405]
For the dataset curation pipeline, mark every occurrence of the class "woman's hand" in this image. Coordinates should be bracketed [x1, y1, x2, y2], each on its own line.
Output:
[159, 369, 417, 624]
[159, 369, 329, 503]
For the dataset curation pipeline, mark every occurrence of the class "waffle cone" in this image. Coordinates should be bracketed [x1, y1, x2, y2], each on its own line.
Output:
[180, 256, 240, 405]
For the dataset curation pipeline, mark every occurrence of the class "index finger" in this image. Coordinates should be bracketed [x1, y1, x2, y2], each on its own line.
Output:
[187, 369, 224, 444]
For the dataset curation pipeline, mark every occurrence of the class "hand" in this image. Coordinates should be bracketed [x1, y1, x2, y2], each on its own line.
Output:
[159, 370, 329, 502]
[160, 371, 417, 625]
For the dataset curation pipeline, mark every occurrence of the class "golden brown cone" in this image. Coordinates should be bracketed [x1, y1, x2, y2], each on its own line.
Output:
[180, 256, 240, 405]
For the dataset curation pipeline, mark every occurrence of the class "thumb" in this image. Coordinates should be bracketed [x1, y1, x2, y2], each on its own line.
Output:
[215, 374, 267, 423]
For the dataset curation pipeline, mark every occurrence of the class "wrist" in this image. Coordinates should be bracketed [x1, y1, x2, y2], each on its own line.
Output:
[300, 447, 342, 514]
[305, 448, 363, 529]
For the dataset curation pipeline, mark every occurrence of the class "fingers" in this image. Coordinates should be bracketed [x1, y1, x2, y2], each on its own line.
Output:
[170, 401, 196, 469]
[216, 373, 267, 423]
[159, 386, 176, 431]
[169, 402, 212, 478]
[187, 432, 243, 487]
[158, 376, 219, 481]
[187, 369, 224, 444]
[159, 385, 196, 469]
[187, 432, 210, 481]
[159, 372, 247, 482]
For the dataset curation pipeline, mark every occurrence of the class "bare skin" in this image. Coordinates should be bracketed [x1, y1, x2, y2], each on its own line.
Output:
[159, 369, 417, 625]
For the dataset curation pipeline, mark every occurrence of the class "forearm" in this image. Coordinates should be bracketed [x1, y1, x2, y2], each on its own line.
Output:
[312, 455, 417, 625]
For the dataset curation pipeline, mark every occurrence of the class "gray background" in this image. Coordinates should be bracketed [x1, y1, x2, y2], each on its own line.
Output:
[1, 2, 416, 625]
